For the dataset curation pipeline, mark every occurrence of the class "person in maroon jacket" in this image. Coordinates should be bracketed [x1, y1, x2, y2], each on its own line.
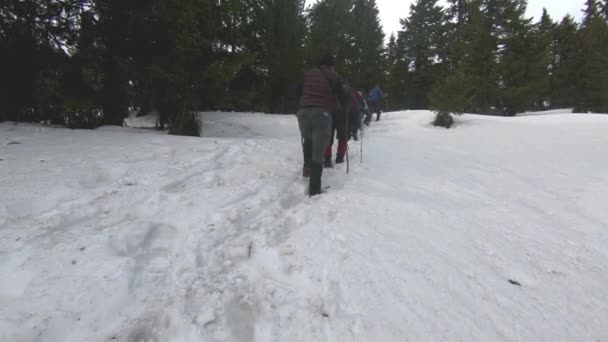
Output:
[297, 53, 349, 196]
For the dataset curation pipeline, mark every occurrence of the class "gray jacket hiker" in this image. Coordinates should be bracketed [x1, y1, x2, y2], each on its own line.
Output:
[297, 54, 350, 196]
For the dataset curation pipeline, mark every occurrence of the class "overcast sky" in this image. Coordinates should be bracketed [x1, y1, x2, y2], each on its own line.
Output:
[306, 0, 586, 37]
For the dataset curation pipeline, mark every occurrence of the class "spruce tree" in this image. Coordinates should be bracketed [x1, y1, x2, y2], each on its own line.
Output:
[500, 7, 552, 114]
[576, 0, 608, 113]
[583, 0, 600, 25]
[385, 34, 402, 110]
[537, 9, 555, 109]
[398, 0, 447, 109]
[433, 1, 497, 114]
[307, 0, 353, 72]
[551, 16, 580, 108]
[95, 0, 133, 126]
[258, 0, 307, 113]
[345, 0, 385, 90]
[444, 0, 470, 67]
[0, 0, 87, 123]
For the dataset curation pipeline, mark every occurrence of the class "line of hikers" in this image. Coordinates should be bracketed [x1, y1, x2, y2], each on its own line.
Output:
[296, 53, 384, 196]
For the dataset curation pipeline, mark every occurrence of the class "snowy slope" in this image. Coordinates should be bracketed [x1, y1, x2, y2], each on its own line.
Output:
[1, 110, 608, 341]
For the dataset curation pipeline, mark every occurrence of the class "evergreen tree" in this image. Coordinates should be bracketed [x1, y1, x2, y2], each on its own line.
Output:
[536, 9, 556, 109]
[397, 0, 447, 109]
[583, 0, 600, 25]
[430, 1, 497, 114]
[500, 7, 552, 115]
[444, 0, 470, 67]
[551, 16, 580, 108]
[95, 0, 133, 126]
[257, 0, 307, 113]
[0, 0, 87, 123]
[385, 33, 406, 110]
[61, 9, 105, 128]
[152, 0, 207, 134]
[307, 0, 385, 90]
[344, 0, 385, 90]
[307, 0, 353, 72]
[430, 0, 553, 116]
[576, 0, 608, 113]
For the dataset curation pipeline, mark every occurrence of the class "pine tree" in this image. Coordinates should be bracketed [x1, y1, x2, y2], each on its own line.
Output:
[95, 0, 133, 126]
[307, 0, 353, 72]
[155, 0, 207, 135]
[0, 0, 87, 123]
[537, 8, 556, 109]
[61, 9, 105, 128]
[307, 0, 385, 91]
[576, 0, 608, 113]
[551, 16, 580, 108]
[344, 0, 385, 90]
[583, 0, 600, 25]
[385, 34, 401, 110]
[397, 0, 447, 109]
[257, 0, 307, 113]
[444, 0, 469, 67]
[500, 7, 552, 115]
[431, 0, 551, 116]
[432, 1, 497, 114]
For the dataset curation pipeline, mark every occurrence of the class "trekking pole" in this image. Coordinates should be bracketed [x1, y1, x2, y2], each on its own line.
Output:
[345, 109, 350, 174]
[346, 144, 350, 174]
[360, 122, 363, 164]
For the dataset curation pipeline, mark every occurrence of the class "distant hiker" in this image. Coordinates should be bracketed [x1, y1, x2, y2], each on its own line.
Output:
[349, 91, 364, 140]
[366, 85, 384, 123]
[358, 90, 372, 126]
[297, 53, 350, 196]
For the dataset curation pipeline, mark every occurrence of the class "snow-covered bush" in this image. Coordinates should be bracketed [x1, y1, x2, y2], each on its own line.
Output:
[432, 111, 454, 128]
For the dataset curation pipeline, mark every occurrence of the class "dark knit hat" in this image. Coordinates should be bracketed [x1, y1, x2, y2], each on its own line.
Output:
[317, 53, 335, 67]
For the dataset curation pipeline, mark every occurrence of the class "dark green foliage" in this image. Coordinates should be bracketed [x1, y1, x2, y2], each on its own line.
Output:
[425, 0, 598, 116]
[64, 107, 104, 129]
[257, 0, 307, 113]
[429, 68, 472, 114]
[2, 0, 607, 133]
[385, 33, 408, 110]
[169, 111, 201, 137]
[397, 0, 447, 109]
[307, 0, 385, 90]
[574, 0, 608, 113]
[0, 0, 87, 123]
[345, 0, 386, 89]
[551, 16, 580, 108]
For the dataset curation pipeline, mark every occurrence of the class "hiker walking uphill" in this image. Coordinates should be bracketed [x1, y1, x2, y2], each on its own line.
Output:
[324, 90, 361, 168]
[324, 105, 348, 168]
[349, 91, 364, 140]
[297, 54, 350, 196]
[365, 85, 384, 124]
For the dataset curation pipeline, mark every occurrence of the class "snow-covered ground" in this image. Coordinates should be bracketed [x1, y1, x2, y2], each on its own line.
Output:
[1, 110, 608, 341]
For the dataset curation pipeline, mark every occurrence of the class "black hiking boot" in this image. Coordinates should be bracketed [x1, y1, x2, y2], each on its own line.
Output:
[335, 155, 344, 164]
[324, 155, 333, 168]
[302, 139, 312, 177]
[309, 163, 323, 196]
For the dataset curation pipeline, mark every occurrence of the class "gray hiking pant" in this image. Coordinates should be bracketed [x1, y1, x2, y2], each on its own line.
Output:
[297, 107, 332, 164]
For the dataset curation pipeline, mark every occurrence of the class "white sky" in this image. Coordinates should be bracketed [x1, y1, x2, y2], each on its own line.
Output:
[306, 0, 586, 38]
